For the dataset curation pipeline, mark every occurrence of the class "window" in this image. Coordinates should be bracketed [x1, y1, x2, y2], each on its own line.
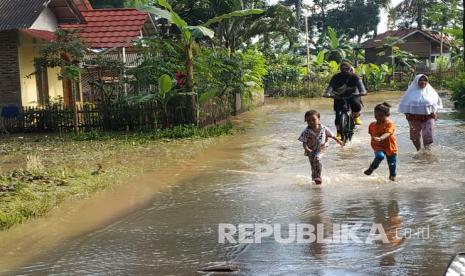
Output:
[35, 65, 49, 105]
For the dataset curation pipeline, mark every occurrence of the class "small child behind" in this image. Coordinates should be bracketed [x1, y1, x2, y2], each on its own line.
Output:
[298, 110, 344, 184]
[364, 102, 398, 181]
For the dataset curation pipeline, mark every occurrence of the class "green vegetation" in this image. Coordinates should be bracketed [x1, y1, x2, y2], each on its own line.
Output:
[11, 0, 465, 230]
[55, 0, 465, 103]
[70, 122, 236, 141]
[449, 73, 465, 109]
[0, 123, 236, 230]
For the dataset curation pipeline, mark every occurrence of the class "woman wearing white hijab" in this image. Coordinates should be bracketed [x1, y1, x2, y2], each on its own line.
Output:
[398, 74, 443, 151]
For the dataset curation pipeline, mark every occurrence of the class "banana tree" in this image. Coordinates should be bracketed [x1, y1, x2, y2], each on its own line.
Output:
[322, 27, 353, 63]
[367, 63, 390, 91]
[137, 74, 174, 127]
[391, 46, 419, 72]
[139, 0, 263, 124]
[311, 50, 328, 71]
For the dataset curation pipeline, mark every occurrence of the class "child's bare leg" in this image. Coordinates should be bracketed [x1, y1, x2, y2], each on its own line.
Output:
[411, 138, 421, 151]
[309, 157, 322, 184]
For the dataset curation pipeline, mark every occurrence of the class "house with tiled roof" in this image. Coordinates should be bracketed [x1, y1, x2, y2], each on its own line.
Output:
[60, 8, 155, 48]
[0, 0, 155, 107]
[362, 28, 451, 70]
[59, 4, 156, 103]
[0, 0, 84, 107]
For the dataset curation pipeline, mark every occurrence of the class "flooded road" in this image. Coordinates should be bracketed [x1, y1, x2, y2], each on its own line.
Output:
[1, 92, 465, 275]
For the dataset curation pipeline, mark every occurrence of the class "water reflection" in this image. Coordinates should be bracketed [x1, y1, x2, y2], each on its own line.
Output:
[372, 198, 405, 267]
[304, 187, 329, 261]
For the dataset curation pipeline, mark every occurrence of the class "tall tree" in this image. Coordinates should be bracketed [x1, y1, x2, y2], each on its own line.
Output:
[425, 1, 453, 55]
[280, 0, 303, 29]
[125, 0, 150, 7]
[387, 7, 398, 29]
[326, 0, 381, 43]
[393, 0, 437, 29]
[214, 3, 297, 52]
[307, 0, 334, 34]
[370, 0, 391, 35]
[307, 0, 389, 45]
[89, 0, 124, 8]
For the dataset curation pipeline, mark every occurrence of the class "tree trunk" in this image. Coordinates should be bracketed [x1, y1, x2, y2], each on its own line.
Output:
[321, 8, 326, 33]
[305, 15, 310, 77]
[391, 47, 395, 83]
[185, 44, 197, 125]
[417, 5, 423, 29]
[440, 26, 443, 56]
[71, 80, 79, 134]
[296, 0, 302, 29]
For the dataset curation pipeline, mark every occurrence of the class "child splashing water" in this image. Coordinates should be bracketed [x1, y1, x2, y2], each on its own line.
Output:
[364, 103, 398, 181]
[298, 110, 344, 184]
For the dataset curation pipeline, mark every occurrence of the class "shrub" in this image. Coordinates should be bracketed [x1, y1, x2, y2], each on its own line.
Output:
[449, 72, 465, 109]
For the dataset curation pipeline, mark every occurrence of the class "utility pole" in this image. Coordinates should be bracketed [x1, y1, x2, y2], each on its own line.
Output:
[463, 0, 465, 67]
[305, 15, 311, 79]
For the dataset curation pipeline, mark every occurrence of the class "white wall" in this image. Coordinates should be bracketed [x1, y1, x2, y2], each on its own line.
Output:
[30, 7, 58, 32]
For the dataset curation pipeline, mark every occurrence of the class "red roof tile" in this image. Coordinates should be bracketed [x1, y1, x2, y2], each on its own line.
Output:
[362, 28, 451, 49]
[21, 29, 55, 42]
[60, 8, 149, 48]
[73, 0, 93, 11]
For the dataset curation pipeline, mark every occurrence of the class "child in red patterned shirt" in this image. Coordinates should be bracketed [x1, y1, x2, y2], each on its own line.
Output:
[298, 110, 344, 184]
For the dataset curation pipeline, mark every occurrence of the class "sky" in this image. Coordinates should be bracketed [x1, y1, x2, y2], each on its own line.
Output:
[267, 0, 404, 34]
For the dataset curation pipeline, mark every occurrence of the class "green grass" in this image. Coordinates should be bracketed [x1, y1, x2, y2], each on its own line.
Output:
[0, 159, 136, 231]
[68, 122, 236, 142]
[0, 123, 237, 231]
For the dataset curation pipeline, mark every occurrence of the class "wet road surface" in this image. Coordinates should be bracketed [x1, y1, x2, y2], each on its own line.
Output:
[1, 92, 465, 275]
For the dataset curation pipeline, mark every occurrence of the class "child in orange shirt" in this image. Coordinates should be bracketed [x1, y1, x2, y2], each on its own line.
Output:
[364, 102, 398, 181]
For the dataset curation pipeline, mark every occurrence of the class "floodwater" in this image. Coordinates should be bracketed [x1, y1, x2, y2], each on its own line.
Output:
[1, 92, 465, 275]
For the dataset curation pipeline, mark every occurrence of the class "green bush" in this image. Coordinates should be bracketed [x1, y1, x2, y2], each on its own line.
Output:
[238, 48, 267, 88]
[195, 46, 267, 114]
[264, 53, 304, 96]
[130, 38, 183, 93]
[450, 72, 465, 109]
[265, 65, 301, 96]
[68, 123, 235, 142]
[356, 63, 390, 91]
